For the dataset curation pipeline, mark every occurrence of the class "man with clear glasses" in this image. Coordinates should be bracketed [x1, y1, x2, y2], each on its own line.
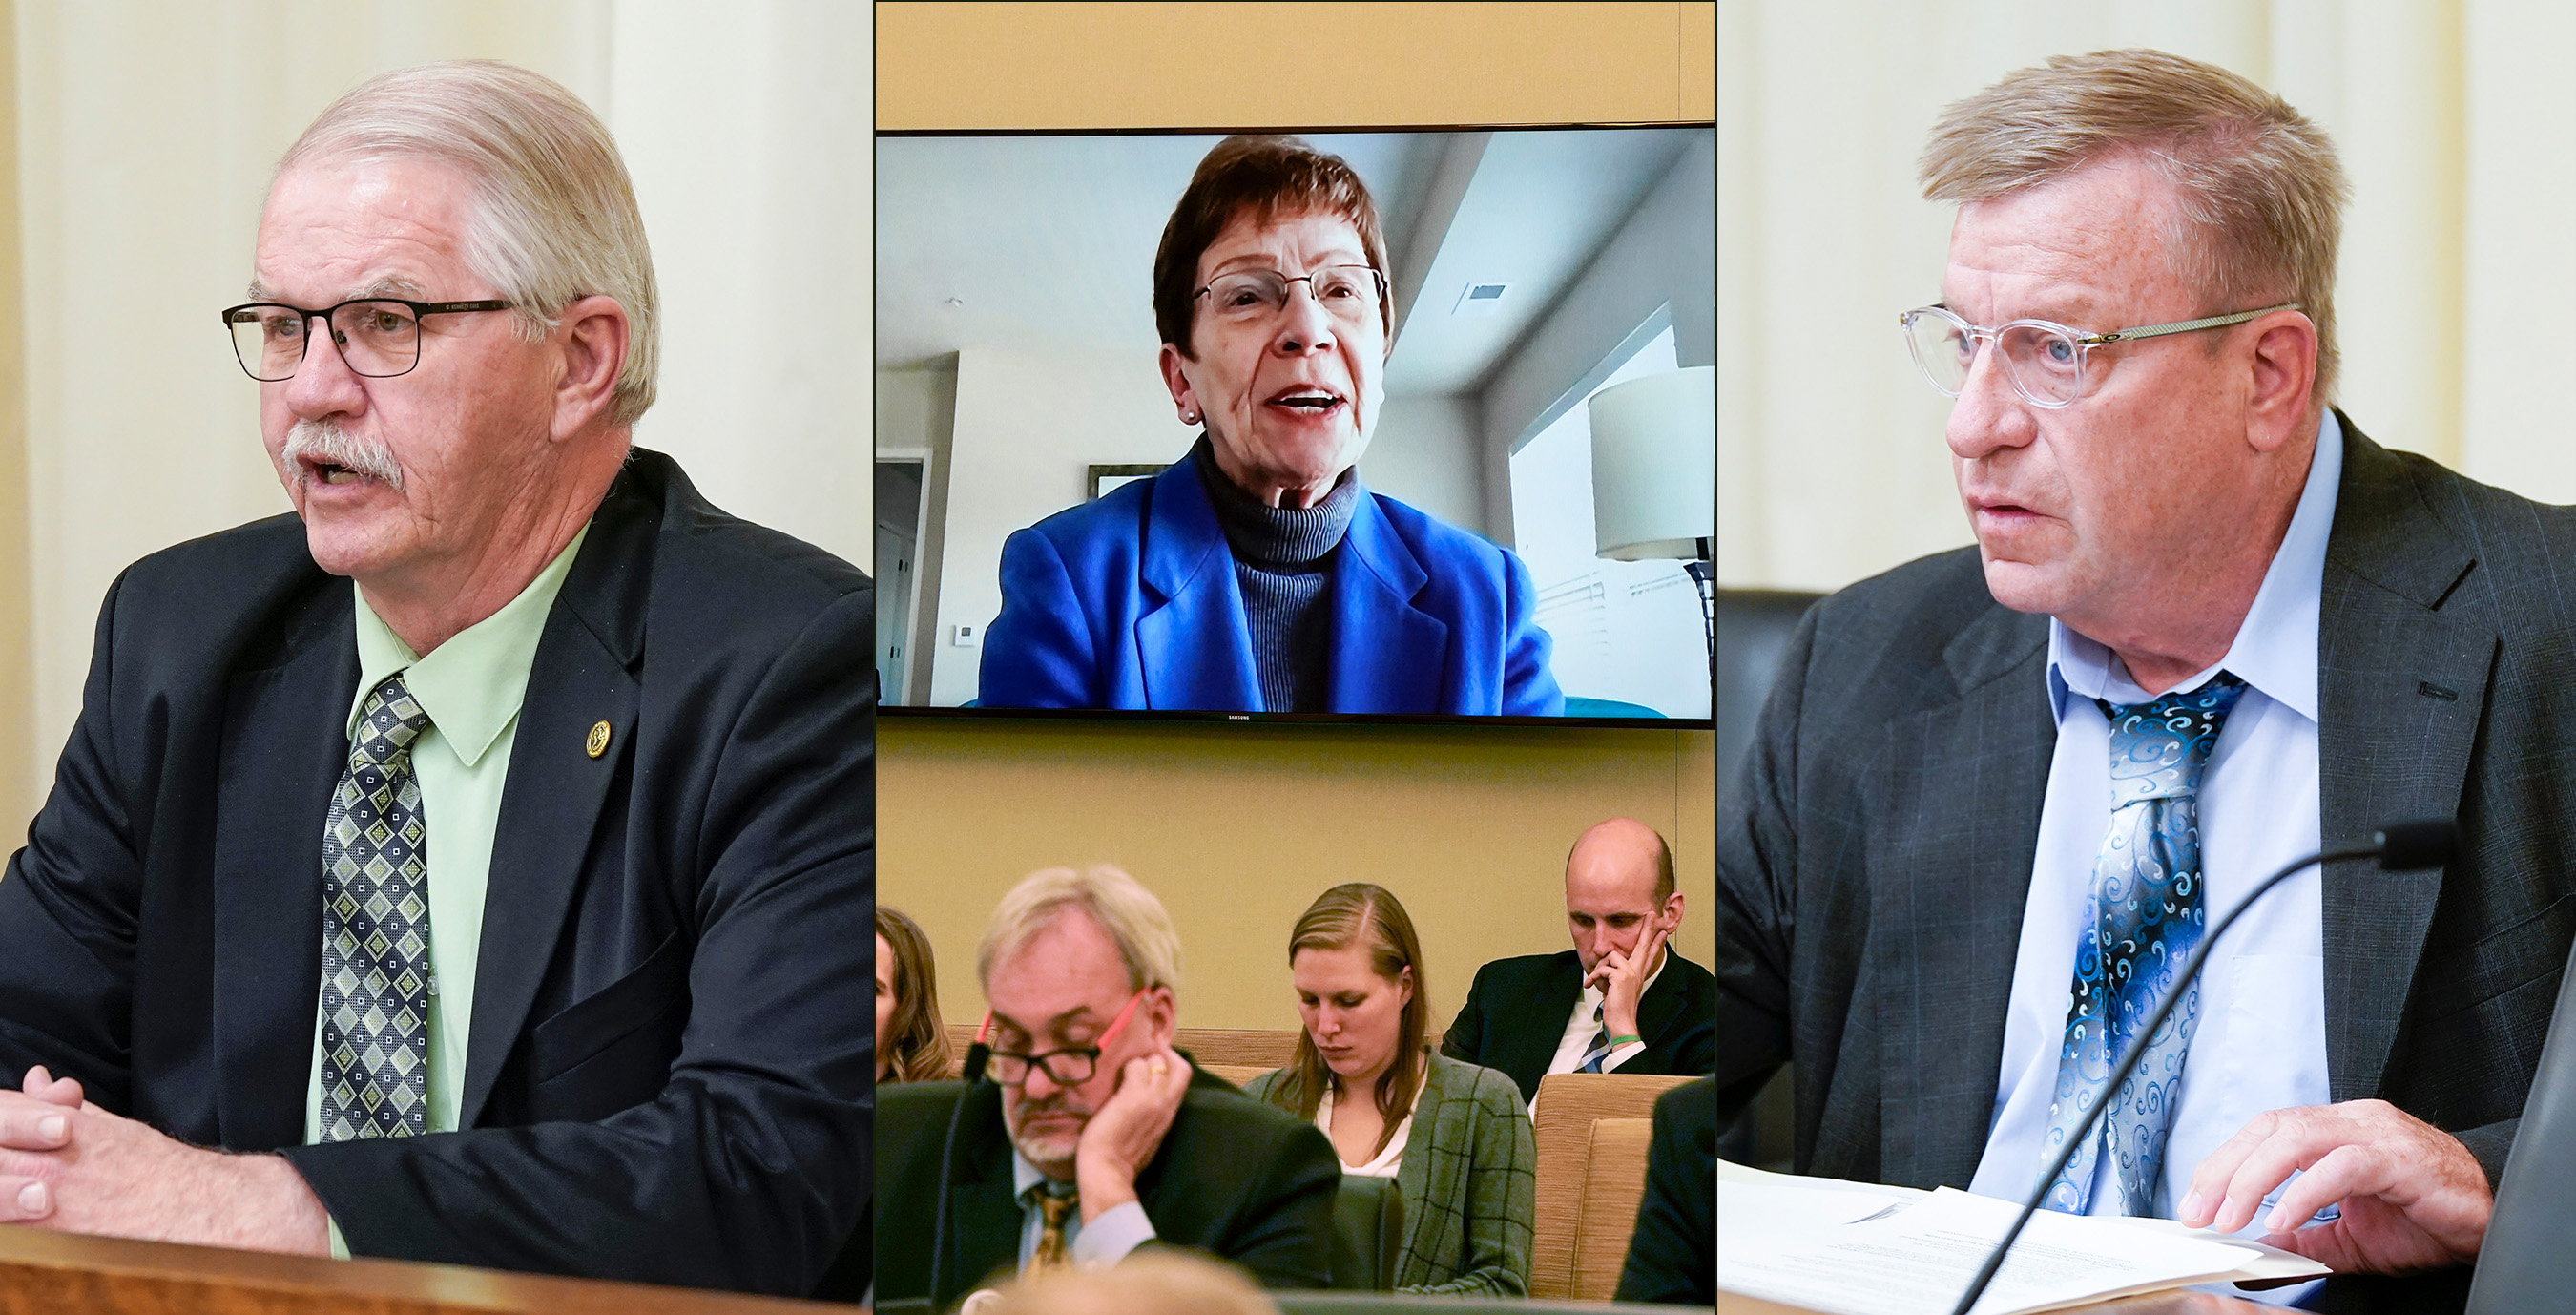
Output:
[0, 62, 871, 1296]
[853, 866, 1338, 1305]
[1719, 49, 2576, 1308]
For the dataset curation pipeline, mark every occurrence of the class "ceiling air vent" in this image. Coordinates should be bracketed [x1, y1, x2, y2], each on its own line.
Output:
[1452, 282, 1510, 316]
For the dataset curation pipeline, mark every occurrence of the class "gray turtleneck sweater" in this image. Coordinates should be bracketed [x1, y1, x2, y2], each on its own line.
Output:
[1191, 436, 1361, 713]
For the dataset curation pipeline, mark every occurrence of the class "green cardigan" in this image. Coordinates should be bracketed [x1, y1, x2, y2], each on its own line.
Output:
[1245, 1049, 1535, 1295]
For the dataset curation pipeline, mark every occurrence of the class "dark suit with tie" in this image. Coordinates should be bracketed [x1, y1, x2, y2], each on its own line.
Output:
[977, 453, 1562, 714]
[853, 1064, 1339, 1306]
[0, 449, 872, 1297]
[1441, 949, 1717, 1104]
[1718, 419, 2576, 1311]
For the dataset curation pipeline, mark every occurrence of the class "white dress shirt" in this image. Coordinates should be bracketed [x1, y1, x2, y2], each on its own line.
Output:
[1968, 413, 2343, 1305]
[1009, 1147, 1155, 1272]
[1314, 1080, 1421, 1179]
[1546, 949, 1670, 1076]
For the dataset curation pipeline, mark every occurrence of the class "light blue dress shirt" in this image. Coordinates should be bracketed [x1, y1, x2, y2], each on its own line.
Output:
[1968, 412, 2343, 1305]
[1009, 1148, 1156, 1273]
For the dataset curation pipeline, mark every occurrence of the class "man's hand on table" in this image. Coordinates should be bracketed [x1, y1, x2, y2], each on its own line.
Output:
[0, 1064, 331, 1255]
[2179, 1098, 2489, 1274]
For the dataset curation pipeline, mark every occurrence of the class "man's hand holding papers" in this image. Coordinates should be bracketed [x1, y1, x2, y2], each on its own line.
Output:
[2177, 1099, 2490, 1275]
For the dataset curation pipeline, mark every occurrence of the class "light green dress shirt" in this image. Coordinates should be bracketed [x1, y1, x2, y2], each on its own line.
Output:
[301, 527, 587, 1255]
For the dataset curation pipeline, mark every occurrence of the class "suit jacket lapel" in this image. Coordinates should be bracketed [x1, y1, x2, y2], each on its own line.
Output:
[211, 586, 355, 1150]
[460, 474, 653, 1127]
[1515, 954, 1587, 1084]
[1327, 496, 1445, 714]
[2316, 421, 2492, 1101]
[1136, 464, 1262, 710]
[1874, 600, 2053, 1190]
[947, 1108, 1027, 1300]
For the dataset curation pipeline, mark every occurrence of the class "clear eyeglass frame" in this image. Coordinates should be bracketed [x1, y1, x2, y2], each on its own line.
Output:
[1194, 264, 1388, 325]
[219, 298, 515, 383]
[1899, 301, 2301, 408]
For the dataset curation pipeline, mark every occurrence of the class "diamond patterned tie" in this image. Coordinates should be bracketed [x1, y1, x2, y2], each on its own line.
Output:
[2038, 672, 2248, 1216]
[318, 674, 435, 1142]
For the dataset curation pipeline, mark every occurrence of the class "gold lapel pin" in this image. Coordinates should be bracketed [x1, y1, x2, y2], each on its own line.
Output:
[586, 720, 612, 759]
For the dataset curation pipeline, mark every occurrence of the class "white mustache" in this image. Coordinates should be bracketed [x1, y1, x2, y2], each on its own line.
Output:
[280, 420, 404, 491]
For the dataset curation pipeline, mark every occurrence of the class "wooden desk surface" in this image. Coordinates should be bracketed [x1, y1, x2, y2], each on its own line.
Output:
[1722, 1291, 2275, 1314]
[0, 1223, 851, 1314]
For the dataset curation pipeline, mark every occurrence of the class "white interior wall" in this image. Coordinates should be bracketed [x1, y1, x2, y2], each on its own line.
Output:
[926, 345, 1195, 707]
[1365, 393, 1485, 539]
[1479, 131, 1715, 544]
[610, 1, 870, 574]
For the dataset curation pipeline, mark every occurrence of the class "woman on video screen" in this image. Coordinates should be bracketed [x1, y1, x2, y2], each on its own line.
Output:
[977, 135, 1563, 716]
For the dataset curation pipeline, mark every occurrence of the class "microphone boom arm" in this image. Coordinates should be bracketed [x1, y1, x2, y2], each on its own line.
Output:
[1947, 827, 2439, 1315]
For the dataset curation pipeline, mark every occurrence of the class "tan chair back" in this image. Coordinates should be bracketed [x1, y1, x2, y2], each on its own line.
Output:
[1200, 1062, 1275, 1089]
[1528, 1071, 1693, 1299]
[1569, 1117, 1655, 1298]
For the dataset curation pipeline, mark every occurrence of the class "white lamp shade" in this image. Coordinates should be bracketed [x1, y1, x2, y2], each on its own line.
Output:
[1588, 365, 1714, 560]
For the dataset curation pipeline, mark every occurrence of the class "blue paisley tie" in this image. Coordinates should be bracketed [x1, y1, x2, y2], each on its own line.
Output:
[2038, 671, 2248, 1216]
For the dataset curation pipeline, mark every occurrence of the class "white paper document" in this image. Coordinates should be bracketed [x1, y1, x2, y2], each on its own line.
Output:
[1719, 1163, 2330, 1315]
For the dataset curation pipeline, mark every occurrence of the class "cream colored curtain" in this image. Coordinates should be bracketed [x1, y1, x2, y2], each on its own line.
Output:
[8, 2, 868, 816]
[1717, 0, 2576, 595]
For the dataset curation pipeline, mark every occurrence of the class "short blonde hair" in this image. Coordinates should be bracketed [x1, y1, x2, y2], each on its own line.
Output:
[1920, 48, 2349, 401]
[277, 59, 659, 427]
[980, 866, 1184, 995]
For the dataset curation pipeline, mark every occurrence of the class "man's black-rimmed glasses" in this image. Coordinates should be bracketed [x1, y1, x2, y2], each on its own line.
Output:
[220, 298, 513, 382]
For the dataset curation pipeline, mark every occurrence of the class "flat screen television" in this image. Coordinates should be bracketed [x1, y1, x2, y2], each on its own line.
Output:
[874, 123, 1714, 726]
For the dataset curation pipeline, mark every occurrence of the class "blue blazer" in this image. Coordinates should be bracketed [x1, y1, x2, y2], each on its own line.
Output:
[979, 459, 1563, 714]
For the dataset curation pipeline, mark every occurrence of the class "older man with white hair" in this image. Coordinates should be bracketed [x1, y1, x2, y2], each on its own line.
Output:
[853, 866, 1338, 1307]
[0, 61, 871, 1297]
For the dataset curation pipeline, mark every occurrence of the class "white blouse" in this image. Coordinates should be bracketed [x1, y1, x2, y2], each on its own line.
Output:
[1314, 1078, 1422, 1179]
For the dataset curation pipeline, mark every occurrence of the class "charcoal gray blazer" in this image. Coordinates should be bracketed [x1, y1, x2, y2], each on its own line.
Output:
[1717, 416, 2576, 1313]
[0, 450, 872, 1297]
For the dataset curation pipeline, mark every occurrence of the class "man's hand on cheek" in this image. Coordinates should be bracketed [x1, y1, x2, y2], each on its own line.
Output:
[2179, 1099, 2490, 1275]
[1072, 1045, 1192, 1223]
[0, 1071, 331, 1255]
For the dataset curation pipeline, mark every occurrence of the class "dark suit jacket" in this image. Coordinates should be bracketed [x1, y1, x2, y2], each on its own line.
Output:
[1718, 418, 2576, 1312]
[978, 454, 1562, 714]
[1442, 950, 1717, 1103]
[1616, 1075, 1714, 1305]
[0, 449, 873, 1297]
[853, 1063, 1340, 1305]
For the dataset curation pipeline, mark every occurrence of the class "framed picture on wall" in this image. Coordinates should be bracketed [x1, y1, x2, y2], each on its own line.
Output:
[1088, 463, 1166, 501]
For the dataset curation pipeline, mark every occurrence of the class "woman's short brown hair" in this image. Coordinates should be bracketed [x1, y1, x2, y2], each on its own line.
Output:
[1263, 883, 1427, 1161]
[1153, 135, 1392, 356]
[877, 905, 953, 1084]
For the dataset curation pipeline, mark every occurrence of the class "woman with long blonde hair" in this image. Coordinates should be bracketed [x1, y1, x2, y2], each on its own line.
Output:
[1246, 884, 1534, 1294]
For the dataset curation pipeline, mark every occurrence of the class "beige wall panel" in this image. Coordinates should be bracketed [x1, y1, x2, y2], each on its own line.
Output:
[882, 720, 1718, 1034]
[878, 2, 1713, 131]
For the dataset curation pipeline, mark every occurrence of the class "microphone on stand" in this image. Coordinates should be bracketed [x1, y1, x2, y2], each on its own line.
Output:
[928, 1012, 996, 1305]
[1948, 818, 2458, 1315]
